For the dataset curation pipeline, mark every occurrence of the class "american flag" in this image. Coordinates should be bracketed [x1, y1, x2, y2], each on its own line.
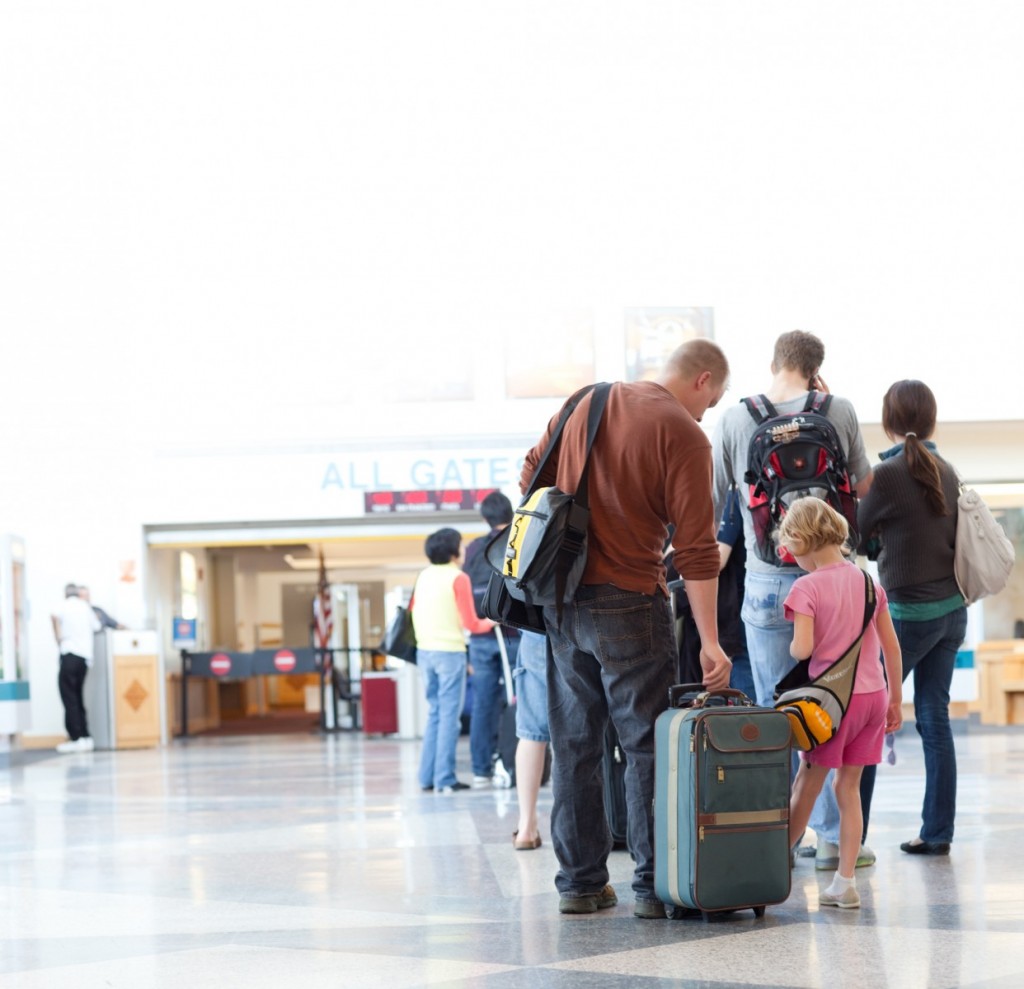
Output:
[313, 547, 333, 669]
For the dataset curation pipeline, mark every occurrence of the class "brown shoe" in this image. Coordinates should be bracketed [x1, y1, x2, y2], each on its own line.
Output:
[559, 884, 617, 914]
[513, 831, 542, 850]
[634, 899, 667, 919]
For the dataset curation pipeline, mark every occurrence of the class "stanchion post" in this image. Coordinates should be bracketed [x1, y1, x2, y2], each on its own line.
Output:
[180, 649, 190, 738]
[317, 647, 328, 733]
[330, 648, 340, 730]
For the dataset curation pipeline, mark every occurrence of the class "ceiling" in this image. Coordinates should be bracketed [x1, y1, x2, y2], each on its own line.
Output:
[149, 515, 491, 580]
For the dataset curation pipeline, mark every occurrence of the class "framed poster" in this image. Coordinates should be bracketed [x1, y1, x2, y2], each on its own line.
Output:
[624, 307, 714, 381]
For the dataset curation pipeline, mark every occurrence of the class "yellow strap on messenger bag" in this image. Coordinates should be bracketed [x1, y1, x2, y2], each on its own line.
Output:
[502, 486, 554, 581]
[773, 569, 876, 751]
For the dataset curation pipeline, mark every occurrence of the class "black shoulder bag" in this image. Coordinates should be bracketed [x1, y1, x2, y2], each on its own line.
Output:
[480, 382, 612, 633]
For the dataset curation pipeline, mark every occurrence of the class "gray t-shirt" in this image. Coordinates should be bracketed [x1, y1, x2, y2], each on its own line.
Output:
[711, 393, 872, 574]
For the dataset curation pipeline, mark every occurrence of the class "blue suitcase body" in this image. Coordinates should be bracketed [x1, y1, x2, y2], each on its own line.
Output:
[654, 687, 792, 919]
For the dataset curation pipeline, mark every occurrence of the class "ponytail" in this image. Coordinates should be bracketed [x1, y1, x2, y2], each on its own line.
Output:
[882, 380, 950, 518]
[904, 433, 950, 517]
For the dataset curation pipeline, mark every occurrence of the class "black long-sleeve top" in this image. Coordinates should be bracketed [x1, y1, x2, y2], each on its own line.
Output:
[856, 449, 960, 603]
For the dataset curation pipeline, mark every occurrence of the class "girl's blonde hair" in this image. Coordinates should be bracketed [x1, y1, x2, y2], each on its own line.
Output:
[776, 496, 851, 557]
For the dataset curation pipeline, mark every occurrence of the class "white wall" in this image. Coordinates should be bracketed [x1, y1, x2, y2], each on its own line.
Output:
[3, 1, 1023, 735]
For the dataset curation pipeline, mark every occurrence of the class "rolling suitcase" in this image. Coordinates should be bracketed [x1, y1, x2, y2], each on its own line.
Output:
[493, 628, 518, 787]
[603, 721, 630, 851]
[654, 685, 791, 920]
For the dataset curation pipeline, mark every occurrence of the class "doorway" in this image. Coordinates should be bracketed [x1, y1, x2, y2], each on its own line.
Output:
[146, 514, 488, 737]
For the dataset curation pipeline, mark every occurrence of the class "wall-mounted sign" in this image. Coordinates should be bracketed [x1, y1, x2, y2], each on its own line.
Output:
[364, 488, 497, 515]
[172, 617, 197, 648]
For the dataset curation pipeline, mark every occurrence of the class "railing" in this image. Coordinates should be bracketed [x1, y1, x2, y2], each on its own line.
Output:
[179, 646, 380, 737]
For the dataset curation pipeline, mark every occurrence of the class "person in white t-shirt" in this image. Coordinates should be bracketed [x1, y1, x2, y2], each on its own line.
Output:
[78, 584, 126, 630]
[50, 583, 101, 753]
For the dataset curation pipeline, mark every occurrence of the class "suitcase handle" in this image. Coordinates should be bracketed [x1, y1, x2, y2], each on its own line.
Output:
[667, 683, 754, 709]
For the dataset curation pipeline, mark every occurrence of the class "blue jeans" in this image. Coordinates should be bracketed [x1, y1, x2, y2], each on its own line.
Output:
[729, 650, 757, 701]
[894, 607, 967, 843]
[742, 569, 840, 844]
[513, 630, 549, 743]
[467, 633, 518, 777]
[417, 650, 468, 789]
[545, 585, 676, 902]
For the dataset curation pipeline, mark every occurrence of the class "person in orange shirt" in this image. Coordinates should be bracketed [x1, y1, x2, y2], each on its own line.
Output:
[521, 339, 733, 918]
[412, 527, 495, 793]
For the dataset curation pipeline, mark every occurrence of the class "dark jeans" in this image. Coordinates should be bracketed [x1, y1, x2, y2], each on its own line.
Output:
[893, 607, 968, 844]
[58, 653, 90, 740]
[545, 585, 675, 903]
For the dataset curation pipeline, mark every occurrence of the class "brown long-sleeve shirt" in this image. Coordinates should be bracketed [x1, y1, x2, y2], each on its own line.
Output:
[520, 380, 720, 596]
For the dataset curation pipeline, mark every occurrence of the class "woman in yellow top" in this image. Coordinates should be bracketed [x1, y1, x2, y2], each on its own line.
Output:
[413, 527, 495, 792]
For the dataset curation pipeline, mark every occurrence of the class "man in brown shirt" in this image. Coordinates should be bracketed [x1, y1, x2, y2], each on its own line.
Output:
[521, 338, 732, 919]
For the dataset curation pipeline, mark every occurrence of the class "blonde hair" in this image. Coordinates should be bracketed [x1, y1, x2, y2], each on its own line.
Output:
[776, 497, 850, 557]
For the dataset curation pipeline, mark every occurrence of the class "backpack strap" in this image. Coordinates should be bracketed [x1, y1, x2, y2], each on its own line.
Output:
[803, 390, 834, 416]
[742, 394, 778, 425]
[523, 383, 599, 497]
[808, 569, 876, 714]
[746, 390, 835, 422]
[549, 383, 612, 625]
[573, 383, 612, 513]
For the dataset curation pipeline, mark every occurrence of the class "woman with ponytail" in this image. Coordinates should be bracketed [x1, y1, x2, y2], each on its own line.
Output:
[857, 380, 966, 856]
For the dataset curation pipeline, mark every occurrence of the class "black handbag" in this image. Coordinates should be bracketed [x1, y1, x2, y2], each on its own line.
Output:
[481, 382, 611, 631]
[479, 574, 547, 634]
[380, 590, 418, 664]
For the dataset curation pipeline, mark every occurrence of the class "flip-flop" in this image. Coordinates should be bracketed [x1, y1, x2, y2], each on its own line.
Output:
[512, 830, 542, 851]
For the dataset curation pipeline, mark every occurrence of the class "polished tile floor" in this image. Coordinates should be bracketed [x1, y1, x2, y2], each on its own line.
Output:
[2, 717, 1023, 989]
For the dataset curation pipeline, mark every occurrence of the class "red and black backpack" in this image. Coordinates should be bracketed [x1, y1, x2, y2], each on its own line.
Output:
[742, 391, 859, 566]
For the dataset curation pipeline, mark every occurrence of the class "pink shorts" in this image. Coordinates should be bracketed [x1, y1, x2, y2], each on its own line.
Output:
[803, 689, 887, 770]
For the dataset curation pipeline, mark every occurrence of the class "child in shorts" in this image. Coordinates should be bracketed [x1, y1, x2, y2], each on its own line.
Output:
[778, 497, 903, 909]
[512, 630, 550, 850]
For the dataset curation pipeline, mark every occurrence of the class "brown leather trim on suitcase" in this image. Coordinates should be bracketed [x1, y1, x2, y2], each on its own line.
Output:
[697, 809, 789, 827]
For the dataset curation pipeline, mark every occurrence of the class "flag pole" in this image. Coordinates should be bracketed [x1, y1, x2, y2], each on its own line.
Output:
[313, 546, 337, 731]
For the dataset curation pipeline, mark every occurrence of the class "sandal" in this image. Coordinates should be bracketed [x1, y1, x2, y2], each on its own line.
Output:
[512, 830, 542, 851]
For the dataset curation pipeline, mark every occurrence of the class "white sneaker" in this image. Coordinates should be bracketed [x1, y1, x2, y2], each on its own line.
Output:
[815, 839, 876, 870]
[820, 885, 860, 909]
[472, 775, 493, 789]
[815, 839, 840, 870]
[856, 844, 876, 868]
[56, 740, 78, 754]
[492, 763, 513, 789]
[76, 736, 95, 752]
[56, 737, 94, 754]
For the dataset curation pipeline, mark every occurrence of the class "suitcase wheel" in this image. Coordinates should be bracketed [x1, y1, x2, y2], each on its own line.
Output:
[666, 905, 702, 920]
[705, 907, 761, 922]
[671, 905, 765, 922]
[699, 908, 738, 923]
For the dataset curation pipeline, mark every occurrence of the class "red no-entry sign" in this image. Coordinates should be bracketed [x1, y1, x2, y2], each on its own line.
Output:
[273, 649, 297, 673]
[210, 653, 232, 676]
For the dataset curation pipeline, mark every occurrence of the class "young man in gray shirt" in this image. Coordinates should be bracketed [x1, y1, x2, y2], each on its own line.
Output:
[711, 330, 874, 870]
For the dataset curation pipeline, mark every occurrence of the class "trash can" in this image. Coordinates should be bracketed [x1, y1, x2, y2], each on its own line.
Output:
[361, 672, 399, 735]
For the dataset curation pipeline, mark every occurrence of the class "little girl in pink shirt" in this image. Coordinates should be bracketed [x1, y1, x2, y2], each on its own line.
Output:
[778, 497, 903, 909]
